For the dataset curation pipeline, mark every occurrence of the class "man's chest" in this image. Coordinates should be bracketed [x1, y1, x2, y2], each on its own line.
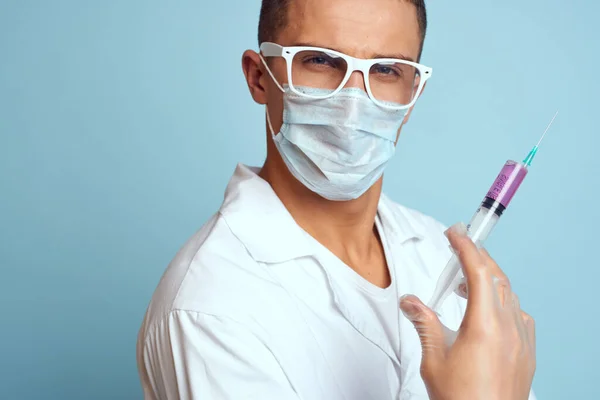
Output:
[258, 294, 403, 400]
[259, 259, 430, 399]
[254, 237, 463, 399]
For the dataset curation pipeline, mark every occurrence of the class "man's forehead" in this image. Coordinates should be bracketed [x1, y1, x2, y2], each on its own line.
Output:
[279, 0, 421, 60]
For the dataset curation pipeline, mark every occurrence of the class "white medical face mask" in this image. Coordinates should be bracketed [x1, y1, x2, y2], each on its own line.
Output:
[267, 85, 410, 201]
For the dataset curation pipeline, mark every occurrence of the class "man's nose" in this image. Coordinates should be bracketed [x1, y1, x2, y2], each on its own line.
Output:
[343, 71, 367, 92]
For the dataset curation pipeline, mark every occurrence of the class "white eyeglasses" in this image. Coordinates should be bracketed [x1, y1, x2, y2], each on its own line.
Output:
[259, 42, 432, 110]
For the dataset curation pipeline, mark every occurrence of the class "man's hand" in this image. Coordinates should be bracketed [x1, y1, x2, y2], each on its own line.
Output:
[400, 223, 536, 400]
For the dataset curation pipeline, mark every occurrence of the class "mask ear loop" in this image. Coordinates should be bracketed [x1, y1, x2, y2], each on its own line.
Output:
[265, 106, 276, 138]
[258, 54, 286, 138]
[258, 54, 285, 93]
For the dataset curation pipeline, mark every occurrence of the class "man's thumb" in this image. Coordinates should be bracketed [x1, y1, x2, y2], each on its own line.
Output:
[400, 295, 447, 361]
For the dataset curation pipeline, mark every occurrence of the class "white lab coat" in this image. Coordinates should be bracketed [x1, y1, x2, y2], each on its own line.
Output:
[136, 164, 537, 400]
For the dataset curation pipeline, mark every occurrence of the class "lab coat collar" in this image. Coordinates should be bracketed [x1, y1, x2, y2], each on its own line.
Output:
[219, 164, 425, 264]
[377, 192, 426, 245]
[219, 164, 314, 263]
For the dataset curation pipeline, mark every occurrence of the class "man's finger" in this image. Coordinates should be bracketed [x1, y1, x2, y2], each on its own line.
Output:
[479, 248, 509, 281]
[452, 249, 513, 305]
[479, 248, 512, 308]
[400, 295, 446, 372]
[479, 248, 513, 307]
[445, 224, 496, 317]
[511, 293, 528, 344]
[522, 311, 536, 356]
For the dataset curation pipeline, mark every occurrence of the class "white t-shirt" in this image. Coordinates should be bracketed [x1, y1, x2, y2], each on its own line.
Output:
[309, 215, 402, 363]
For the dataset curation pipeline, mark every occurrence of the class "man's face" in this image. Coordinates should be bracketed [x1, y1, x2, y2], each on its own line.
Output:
[250, 0, 422, 133]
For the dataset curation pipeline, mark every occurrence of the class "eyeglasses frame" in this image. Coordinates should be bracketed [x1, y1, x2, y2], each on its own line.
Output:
[258, 42, 433, 110]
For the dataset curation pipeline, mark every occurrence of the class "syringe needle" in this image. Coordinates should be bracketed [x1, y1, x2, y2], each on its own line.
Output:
[537, 110, 559, 148]
[524, 110, 558, 167]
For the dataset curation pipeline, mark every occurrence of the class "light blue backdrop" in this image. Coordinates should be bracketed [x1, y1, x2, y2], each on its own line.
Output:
[1, 0, 597, 398]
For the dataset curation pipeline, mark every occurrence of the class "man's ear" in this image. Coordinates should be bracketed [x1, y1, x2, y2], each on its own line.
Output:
[242, 50, 268, 105]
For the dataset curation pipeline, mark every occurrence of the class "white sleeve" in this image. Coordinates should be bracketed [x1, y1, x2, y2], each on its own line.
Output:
[139, 310, 299, 400]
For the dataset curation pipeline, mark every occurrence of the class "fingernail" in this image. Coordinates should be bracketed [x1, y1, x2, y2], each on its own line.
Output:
[399, 295, 421, 320]
[444, 222, 468, 238]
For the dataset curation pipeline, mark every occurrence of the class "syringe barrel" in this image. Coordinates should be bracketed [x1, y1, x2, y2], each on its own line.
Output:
[428, 207, 499, 311]
[427, 160, 530, 312]
[484, 160, 529, 211]
[451, 160, 529, 295]
[460, 160, 529, 254]
[467, 205, 500, 243]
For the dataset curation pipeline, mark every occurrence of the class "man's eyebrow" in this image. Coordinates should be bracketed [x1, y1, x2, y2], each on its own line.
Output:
[373, 53, 415, 62]
[290, 42, 341, 51]
[288, 42, 415, 62]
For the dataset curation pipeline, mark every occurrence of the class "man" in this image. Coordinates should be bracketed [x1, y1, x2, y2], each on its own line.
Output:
[137, 0, 537, 399]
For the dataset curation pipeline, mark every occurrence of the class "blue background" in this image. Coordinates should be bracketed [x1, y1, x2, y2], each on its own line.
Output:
[1, 0, 597, 398]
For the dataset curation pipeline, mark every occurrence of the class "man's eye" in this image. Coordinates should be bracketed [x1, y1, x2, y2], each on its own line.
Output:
[305, 56, 333, 66]
[373, 65, 401, 76]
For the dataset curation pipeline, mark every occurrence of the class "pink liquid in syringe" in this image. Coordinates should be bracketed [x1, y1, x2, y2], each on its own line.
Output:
[485, 161, 529, 209]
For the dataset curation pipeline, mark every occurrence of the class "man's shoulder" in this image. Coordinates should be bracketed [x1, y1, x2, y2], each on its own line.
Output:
[140, 212, 280, 331]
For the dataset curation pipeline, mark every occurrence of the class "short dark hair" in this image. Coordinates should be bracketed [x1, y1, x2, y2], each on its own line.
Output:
[258, 0, 428, 59]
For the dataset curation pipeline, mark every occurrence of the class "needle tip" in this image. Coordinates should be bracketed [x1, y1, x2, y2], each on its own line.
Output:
[536, 110, 559, 148]
[525, 111, 559, 167]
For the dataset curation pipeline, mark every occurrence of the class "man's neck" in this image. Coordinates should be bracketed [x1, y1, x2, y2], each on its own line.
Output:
[259, 156, 383, 259]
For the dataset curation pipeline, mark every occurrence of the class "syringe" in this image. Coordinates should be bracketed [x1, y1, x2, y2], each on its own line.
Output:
[427, 111, 559, 312]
